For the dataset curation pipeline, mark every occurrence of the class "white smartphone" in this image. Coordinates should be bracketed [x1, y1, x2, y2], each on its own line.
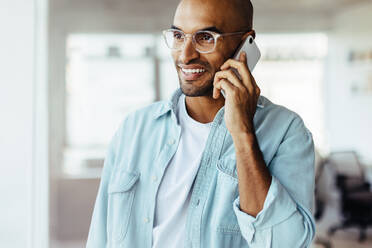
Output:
[233, 35, 261, 72]
[221, 35, 261, 97]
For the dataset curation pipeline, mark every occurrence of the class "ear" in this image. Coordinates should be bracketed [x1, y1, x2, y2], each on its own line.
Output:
[241, 29, 256, 41]
[251, 30, 256, 39]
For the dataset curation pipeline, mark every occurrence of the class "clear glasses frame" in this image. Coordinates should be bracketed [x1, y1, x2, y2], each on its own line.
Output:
[162, 28, 250, 54]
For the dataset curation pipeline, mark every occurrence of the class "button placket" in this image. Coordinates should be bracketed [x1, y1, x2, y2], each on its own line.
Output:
[187, 121, 228, 248]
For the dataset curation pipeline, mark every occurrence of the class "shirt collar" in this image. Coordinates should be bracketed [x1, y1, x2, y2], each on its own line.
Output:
[152, 87, 265, 120]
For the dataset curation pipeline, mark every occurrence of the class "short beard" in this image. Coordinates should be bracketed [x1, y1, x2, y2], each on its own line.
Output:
[175, 58, 213, 97]
[179, 77, 214, 97]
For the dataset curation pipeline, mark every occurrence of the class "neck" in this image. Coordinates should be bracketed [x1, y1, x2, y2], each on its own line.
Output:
[184, 95, 225, 123]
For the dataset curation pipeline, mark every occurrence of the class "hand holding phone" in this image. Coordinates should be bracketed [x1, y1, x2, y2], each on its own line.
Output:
[220, 35, 261, 97]
[212, 34, 262, 136]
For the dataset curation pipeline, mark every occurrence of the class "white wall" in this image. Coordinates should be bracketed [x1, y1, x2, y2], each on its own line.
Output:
[0, 1, 34, 247]
[324, 1, 372, 163]
[0, 0, 48, 247]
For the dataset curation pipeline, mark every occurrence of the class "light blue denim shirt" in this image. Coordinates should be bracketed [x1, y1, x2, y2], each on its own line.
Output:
[86, 88, 315, 248]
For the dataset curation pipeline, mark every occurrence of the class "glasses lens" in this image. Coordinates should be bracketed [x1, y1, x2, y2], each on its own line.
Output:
[194, 31, 215, 52]
[164, 30, 184, 50]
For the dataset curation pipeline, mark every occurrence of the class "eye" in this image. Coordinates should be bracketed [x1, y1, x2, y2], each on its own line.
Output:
[196, 32, 214, 43]
[173, 31, 183, 40]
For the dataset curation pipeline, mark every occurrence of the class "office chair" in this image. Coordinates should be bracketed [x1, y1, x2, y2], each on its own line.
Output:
[327, 151, 372, 242]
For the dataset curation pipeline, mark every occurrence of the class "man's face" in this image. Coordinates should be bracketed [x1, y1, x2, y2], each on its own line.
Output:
[171, 0, 246, 97]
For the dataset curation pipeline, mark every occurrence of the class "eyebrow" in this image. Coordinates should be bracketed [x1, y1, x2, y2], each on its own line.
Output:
[170, 25, 222, 34]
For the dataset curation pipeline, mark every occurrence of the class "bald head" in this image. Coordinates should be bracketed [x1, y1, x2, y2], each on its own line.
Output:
[174, 0, 253, 32]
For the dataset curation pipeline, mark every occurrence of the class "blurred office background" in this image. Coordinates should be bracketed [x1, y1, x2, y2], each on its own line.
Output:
[1, 0, 372, 247]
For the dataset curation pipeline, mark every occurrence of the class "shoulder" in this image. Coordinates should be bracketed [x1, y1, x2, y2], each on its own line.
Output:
[259, 95, 310, 134]
[255, 96, 313, 153]
[260, 96, 299, 121]
[124, 100, 166, 124]
[110, 100, 167, 143]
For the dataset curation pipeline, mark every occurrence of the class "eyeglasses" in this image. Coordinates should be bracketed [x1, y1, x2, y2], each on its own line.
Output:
[162, 28, 247, 54]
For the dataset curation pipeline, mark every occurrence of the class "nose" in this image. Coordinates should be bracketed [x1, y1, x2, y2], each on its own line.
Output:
[179, 36, 199, 64]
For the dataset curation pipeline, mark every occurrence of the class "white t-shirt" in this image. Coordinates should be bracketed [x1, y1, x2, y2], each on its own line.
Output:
[152, 94, 212, 248]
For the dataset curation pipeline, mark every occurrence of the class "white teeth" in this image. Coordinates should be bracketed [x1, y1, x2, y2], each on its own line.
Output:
[181, 68, 205, 74]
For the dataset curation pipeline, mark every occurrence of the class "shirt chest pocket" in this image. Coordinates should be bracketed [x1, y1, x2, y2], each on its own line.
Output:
[107, 169, 140, 242]
[213, 157, 241, 234]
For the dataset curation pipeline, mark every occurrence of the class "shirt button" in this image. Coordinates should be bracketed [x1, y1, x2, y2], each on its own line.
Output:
[195, 199, 200, 206]
[144, 218, 150, 223]
[168, 139, 175, 145]
[152, 176, 157, 182]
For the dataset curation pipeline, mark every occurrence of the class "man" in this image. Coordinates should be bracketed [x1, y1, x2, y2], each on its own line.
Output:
[86, 0, 315, 247]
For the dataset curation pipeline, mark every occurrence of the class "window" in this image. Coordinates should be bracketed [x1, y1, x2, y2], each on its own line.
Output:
[64, 34, 157, 174]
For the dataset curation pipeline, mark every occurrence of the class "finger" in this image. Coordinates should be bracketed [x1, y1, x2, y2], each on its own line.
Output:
[219, 79, 236, 98]
[249, 73, 261, 97]
[213, 80, 220, 99]
[221, 51, 248, 73]
[255, 84, 261, 95]
[239, 51, 247, 65]
[213, 75, 238, 99]
[220, 57, 254, 94]
[213, 77, 224, 99]
[213, 74, 224, 99]
[213, 70, 238, 99]
[214, 70, 246, 93]
[237, 52, 259, 94]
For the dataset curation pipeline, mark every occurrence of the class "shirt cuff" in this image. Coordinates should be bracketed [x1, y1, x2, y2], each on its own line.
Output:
[232, 176, 297, 243]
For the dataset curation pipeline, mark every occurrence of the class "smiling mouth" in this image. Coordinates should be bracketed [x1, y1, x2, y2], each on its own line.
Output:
[180, 67, 207, 81]
[181, 68, 206, 74]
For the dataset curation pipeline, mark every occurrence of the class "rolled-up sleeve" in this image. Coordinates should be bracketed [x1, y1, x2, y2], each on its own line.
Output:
[232, 116, 316, 247]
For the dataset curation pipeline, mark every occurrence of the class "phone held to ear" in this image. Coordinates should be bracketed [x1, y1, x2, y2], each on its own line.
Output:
[221, 35, 261, 98]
